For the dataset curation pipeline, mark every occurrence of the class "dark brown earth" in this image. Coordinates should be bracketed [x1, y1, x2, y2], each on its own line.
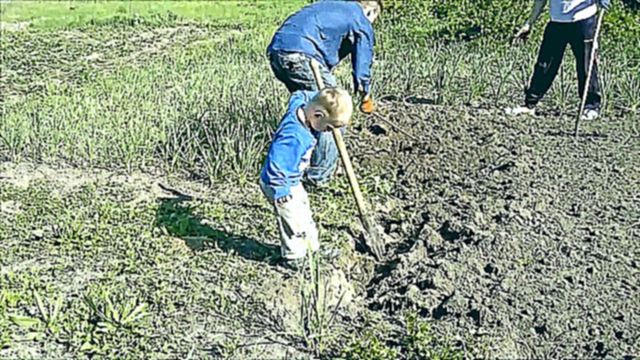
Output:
[343, 99, 640, 358]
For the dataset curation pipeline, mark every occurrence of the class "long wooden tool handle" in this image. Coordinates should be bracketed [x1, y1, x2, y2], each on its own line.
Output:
[575, 10, 605, 137]
[312, 59, 326, 89]
[332, 128, 368, 216]
[310, 59, 368, 218]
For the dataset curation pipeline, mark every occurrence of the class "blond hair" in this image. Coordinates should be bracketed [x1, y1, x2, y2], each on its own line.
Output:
[310, 87, 353, 128]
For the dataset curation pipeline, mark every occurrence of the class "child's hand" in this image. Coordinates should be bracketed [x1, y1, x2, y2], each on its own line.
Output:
[360, 94, 375, 114]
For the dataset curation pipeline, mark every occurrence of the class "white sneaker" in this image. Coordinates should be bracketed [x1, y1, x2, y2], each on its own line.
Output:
[504, 105, 536, 116]
[581, 109, 599, 121]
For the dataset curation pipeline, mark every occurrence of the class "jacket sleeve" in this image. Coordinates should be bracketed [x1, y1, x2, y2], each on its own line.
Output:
[264, 134, 306, 200]
[528, 0, 548, 26]
[351, 22, 375, 95]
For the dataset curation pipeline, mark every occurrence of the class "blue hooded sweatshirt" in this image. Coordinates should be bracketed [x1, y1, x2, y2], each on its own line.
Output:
[261, 91, 320, 200]
[267, 1, 375, 94]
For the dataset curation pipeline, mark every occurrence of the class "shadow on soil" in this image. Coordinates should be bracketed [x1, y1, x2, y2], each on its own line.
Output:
[155, 198, 280, 263]
[544, 129, 609, 139]
[379, 95, 436, 105]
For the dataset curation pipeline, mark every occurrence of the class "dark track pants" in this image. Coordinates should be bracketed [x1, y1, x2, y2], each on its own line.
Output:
[525, 15, 601, 110]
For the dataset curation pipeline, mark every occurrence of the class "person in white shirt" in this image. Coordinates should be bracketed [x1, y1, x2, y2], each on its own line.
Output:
[506, 0, 610, 121]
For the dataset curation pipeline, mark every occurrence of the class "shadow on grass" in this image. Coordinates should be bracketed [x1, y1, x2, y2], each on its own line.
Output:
[155, 198, 280, 264]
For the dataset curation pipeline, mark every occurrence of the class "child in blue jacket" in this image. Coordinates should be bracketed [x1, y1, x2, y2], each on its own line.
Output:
[260, 88, 353, 270]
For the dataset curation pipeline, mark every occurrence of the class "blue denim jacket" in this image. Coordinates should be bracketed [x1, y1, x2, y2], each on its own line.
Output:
[261, 91, 320, 200]
[267, 1, 375, 94]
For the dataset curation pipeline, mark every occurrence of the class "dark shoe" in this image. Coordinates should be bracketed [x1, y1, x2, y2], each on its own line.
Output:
[280, 257, 306, 272]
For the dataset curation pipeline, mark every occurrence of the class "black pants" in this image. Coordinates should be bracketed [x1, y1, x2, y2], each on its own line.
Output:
[526, 16, 601, 110]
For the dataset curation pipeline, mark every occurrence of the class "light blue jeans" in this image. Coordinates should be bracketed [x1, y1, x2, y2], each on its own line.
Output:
[269, 51, 346, 186]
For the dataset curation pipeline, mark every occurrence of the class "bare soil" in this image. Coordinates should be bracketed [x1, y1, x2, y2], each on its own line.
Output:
[350, 99, 640, 358]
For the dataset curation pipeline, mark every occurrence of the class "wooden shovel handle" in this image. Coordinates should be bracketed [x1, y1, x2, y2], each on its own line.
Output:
[310, 59, 368, 218]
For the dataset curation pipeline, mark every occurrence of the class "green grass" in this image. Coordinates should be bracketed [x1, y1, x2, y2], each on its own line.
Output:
[0, 161, 377, 358]
[1, 0, 311, 181]
[0, 164, 464, 358]
[1, 0, 308, 29]
[3, 20, 638, 180]
[0, 170, 303, 358]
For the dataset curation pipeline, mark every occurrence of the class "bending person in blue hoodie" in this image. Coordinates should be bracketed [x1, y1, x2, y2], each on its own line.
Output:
[267, 0, 380, 187]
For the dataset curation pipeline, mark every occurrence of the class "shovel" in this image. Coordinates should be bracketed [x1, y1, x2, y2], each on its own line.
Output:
[309, 59, 385, 261]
